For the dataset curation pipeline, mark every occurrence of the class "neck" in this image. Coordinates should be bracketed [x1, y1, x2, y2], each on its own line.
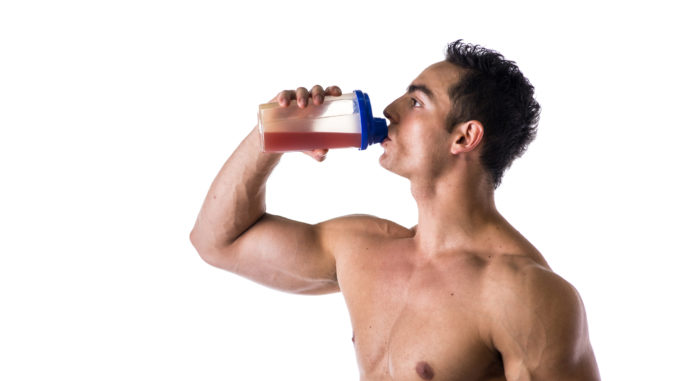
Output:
[410, 166, 500, 257]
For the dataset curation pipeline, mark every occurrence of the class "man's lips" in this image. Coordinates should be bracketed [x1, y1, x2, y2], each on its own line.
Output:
[380, 136, 391, 146]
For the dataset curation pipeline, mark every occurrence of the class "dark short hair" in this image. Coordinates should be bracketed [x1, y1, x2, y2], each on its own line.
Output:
[445, 39, 540, 188]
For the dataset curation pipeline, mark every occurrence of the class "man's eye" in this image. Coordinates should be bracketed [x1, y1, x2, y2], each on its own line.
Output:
[410, 98, 422, 108]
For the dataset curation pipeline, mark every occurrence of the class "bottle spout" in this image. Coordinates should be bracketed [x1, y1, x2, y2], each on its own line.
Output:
[370, 117, 388, 145]
[355, 90, 389, 150]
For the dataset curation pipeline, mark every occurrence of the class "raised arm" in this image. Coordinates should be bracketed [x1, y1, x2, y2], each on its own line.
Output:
[189, 86, 345, 295]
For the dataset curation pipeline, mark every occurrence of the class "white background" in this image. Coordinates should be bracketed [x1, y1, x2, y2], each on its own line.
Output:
[1, 1, 676, 380]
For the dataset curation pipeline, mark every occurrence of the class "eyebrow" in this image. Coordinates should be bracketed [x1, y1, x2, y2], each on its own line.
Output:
[407, 84, 434, 99]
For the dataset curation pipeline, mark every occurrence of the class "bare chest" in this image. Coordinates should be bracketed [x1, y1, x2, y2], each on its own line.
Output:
[337, 245, 504, 381]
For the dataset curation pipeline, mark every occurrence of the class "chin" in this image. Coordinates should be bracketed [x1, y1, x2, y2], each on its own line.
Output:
[378, 152, 392, 171]
[379, 154, 409, 178]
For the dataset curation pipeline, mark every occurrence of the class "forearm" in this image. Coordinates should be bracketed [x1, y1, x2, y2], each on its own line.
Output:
[190, 126, 282, 251]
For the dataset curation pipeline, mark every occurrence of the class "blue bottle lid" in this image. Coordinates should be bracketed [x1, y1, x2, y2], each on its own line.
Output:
[354, 90, 388, 150]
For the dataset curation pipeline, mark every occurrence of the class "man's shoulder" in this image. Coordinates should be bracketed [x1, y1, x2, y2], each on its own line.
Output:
[481, 253, 587, 340]
[479, 256, 598, 379]
[484, 253, 580, 305]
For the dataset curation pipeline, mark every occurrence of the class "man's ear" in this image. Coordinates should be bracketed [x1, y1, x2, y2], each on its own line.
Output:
[450, 120, 484, 155]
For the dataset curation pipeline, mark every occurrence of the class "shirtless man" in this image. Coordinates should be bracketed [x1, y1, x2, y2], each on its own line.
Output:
[190, 40, 600, 380]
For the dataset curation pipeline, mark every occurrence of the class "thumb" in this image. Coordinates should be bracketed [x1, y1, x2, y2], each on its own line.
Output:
[303, 148, 328, 162]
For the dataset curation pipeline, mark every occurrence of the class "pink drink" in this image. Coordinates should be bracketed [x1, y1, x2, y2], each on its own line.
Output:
[263, 132, 362, 152]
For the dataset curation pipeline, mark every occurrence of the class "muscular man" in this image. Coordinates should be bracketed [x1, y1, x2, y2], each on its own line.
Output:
[190, 40, 600, 380]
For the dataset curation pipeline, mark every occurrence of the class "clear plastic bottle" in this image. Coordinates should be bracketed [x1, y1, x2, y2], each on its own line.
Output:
[258, 90, 387, 152]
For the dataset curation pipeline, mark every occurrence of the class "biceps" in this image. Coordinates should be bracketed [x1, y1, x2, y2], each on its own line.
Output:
[204, 213, 339, 294]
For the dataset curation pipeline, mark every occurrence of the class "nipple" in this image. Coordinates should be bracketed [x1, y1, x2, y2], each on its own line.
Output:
[415, 361, 434, 380]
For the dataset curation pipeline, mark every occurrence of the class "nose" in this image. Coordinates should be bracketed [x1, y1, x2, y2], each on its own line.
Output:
[383, 108, 393, 122]
[383, 99, 397, 123]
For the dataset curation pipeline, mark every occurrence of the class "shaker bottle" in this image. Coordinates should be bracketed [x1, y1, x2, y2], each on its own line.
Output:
[258, 90, 388, 152]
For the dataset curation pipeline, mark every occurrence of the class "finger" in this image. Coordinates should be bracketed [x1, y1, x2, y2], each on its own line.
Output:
[303, 148, 328, 162]
[296, 87, 310, 108]
[276, 90, 296, 107]
[325, 86, 342, 97]
[313, 148, 328, 160]
[310, 85, 324, 105]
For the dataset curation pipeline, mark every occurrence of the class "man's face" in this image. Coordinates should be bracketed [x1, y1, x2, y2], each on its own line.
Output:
[379, 61, 464, 179]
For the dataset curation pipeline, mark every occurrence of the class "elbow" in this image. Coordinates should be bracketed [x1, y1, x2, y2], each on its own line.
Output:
[189, 229, 234, 268]
[189, 228, 202, 247]
[189, 228, 203, 252]
[188, 228, 204, 254]
[189, 229, 214, 263]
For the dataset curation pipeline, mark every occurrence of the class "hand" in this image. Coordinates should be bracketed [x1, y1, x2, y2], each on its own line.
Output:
[270, 85, 343, 162]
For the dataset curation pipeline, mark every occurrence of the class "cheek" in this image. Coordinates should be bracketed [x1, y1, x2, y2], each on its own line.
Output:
[409, 127, 441, 153]
[395, 115, 448, 157]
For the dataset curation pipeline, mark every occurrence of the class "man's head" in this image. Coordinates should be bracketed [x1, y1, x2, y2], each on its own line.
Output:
[380, 40, 540, 189]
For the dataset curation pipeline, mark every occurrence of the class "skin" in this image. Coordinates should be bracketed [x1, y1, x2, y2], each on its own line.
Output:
[190, 62, 601, 380]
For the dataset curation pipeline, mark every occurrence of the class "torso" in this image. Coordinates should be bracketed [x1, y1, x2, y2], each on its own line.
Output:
[334, 216, 548, 381]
